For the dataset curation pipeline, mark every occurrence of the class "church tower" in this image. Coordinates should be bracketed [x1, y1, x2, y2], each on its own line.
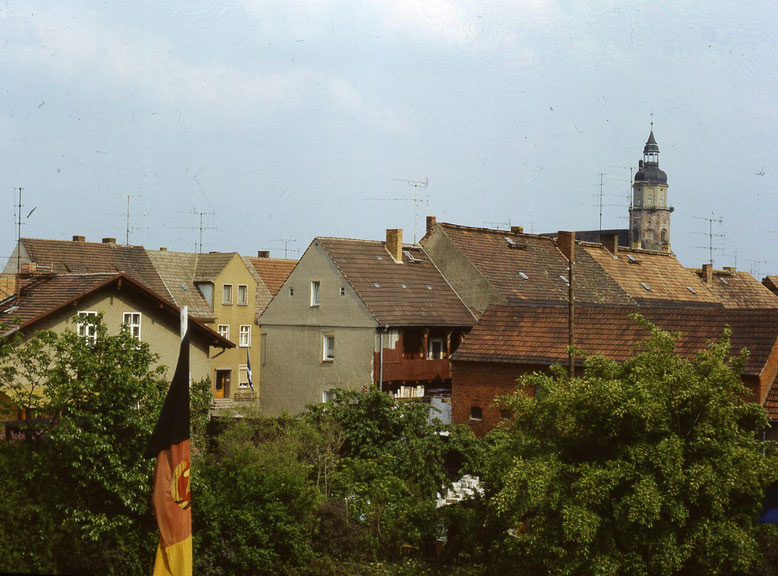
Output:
[629, 127, 673, 252]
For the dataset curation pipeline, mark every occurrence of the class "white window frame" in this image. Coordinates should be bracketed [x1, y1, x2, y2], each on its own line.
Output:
[322, 334, 335, 362]
[239, 325, 251, 348]
[237, 284, 248, 306]
[217, 324, 230, 340]
[311, 281, 320, 307]
[122, 312, 142, 341]
[222, 284, 233, 305]
[238, 364, 250, 389]
[77, 311, 97, 345]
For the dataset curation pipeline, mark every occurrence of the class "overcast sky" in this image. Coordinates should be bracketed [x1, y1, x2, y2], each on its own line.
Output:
[2, 1, 776, 276]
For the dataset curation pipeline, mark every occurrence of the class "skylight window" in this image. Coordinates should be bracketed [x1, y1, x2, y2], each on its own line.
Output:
[560, 275, 569, 284]
[686, 286, 697, 294]
[626, 254, 639, 264]
[403, 250, 422, 263]
[400, 283, 407, 288]
[519, 272, 529, 280]
[504, 236, 517, 248]
[426, 285, 432, 290]
[640, 282, 652, 291]
[720, 278, 729, 286]
[373, 282, 380, 288]
[376, 255, 382, 260]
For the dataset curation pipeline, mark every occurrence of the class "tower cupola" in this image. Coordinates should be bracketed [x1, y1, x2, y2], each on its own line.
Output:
[630, 124, 672, 252]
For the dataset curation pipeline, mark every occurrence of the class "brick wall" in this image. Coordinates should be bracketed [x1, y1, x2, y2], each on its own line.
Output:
[452, 360, 539, 437]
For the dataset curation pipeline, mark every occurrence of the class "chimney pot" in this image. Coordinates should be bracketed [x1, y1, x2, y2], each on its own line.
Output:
[385, 229, 403, 263]
[102, 237, 116, 244]
[72, 235, 85, 243]
[257, 250, 270, 258]
[702, 263, 713, 283]
[557, 231, 575, 262]
[600, 232, 619, 256]
[425, 216, 437, 235]
[159, 247, 168, 252]
[511, 226, 524, 234]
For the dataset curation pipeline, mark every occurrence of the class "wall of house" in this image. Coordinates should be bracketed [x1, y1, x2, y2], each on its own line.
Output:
[259, 242, 377, 416]
[14, 287, 212, 382]
[451, 360, 538, 437]
[208, 254, 261, 400]
[420, 228, 499, 318]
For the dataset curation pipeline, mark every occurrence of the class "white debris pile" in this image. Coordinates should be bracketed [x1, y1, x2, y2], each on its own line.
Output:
[435, 474, 484, 508]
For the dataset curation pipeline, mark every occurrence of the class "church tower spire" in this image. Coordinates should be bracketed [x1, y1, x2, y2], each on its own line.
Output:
[629, 125, 673, 252]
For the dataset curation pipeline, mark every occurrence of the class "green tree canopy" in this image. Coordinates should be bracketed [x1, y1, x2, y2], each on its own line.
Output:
[486, 317, 778, 576]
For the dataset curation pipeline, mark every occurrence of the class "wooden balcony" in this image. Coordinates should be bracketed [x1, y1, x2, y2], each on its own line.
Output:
[374, 355, 451, 384]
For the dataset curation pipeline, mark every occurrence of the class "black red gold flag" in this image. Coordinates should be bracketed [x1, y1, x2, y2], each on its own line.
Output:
[145, 330, 192, 576]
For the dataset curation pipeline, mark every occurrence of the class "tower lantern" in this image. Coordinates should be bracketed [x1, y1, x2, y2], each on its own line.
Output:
[629, 125, 672, 252]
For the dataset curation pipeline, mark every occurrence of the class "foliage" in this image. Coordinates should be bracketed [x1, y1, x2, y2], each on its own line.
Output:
[0, 314, 198, 575]
[485, 317, 778, 576]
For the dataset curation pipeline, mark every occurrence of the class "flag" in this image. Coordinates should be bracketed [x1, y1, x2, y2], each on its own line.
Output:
[145, 330, 192, 576]
[246, 347, 254, 393]
[759, 480, 778, 524]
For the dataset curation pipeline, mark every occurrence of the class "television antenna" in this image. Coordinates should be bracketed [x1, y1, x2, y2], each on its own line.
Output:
[13, 186, 36, 297]
[271, 238, 298, 259]
[368, 177, 429, 243]
[172, 208, 216, 253]
[123, 194, 144, 245]
[693, 214, 724, 267]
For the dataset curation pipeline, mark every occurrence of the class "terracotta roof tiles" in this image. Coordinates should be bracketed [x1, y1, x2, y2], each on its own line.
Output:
[247, 257, 297, 296]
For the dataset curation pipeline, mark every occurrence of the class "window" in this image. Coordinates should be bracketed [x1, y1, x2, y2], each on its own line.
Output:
[470, 406, 483, 421]
[322, 389, 336, 403]
[77, 311, 97, 345]
[323, 335, 335, 361]
[239, 325, 251, 347]
[222, 284, 233, 305]
[122, 312, 142, 340]
[238, 284, 248, 305]
[340, 287, 345, 296]
[311, 281, 320, 307]
[289, 287, 294, 296]
[428, 337, 444, 360]
[217, 324, 230, 340]
[238, 364, 250, 388]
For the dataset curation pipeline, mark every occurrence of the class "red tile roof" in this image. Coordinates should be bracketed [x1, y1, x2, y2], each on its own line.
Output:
[0, 272, 232, 348]
[18, 238, 172, 304]
[765, 382, 778, 420]
[247, 257, 297, 296]
[690, 269, 778, 308]
[317, 237, 474, 327]
[452, 304, 778, 377]
[761, 276, 778, 298]
[432, 223, 635, 306]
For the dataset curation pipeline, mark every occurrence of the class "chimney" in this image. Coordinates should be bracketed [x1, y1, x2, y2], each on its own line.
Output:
[159, 247, 168, 252]
[257, 250, 270, 258]
[385, 229, 403, 262]
[723, 266, 736, 274]
[72, 235, 85, 243]
[600, 232, 619, 256]
[557, 231, 575, 262]
[511, 226, 524, 234]
[426, 216, 436, 235]
[102, 237, 116, 244]
[702, 263, 713, 283]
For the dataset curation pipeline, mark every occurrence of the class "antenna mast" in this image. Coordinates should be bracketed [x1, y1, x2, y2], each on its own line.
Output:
[693, 214, 724, 267]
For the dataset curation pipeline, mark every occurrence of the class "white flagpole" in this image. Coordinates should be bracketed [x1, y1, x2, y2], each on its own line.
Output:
[180, 305, 188, 341]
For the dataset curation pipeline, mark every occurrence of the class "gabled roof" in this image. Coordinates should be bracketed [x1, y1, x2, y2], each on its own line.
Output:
[0, 272, 233, 348]
[690, 268, 778, 308]
[247, 257, 297, 296]
[17, 238, 172, 304]
[193, 252, 236, 282]
[317, 237, 474, 327]
[761, 276, 778, 298]
[431, 223, 634, 306]
[583, 244, 721, 307]
[145, 250, 214, 320]
[452, 304, 778, 378]
[765, 382, 778, 420]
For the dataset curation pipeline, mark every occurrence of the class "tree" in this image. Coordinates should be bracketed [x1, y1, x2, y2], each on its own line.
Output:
[486, 317, 778, 576]
[0, 314, 210, 576]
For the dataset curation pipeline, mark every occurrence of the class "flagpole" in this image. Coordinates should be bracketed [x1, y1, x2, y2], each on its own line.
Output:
[180, 305, 188, 341]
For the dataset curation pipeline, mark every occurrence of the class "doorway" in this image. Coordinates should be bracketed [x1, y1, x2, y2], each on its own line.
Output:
[214, 369, 231, 399]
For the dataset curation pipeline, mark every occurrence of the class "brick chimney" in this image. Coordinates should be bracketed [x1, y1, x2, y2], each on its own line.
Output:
[426, 216, 436, 235]
[386, 229, 403, 262]
[600, 232, 619, 256]
[102, 237, 116, 244]
[257, 250, 270, 258]
[72, 235, 85, 243]
[557, 231, 575, 262]
[511, 226, 524, 234]
[702, 263, 713, 283]
[159, 247, 168, 252]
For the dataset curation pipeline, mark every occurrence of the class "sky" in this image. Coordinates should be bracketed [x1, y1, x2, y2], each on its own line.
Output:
[1, 0, 777, 277]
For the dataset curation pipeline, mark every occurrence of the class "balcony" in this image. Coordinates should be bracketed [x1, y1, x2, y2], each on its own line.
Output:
[374, 354, 451, 384]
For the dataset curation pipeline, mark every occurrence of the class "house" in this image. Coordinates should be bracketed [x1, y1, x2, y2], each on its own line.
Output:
[450, 305, 778, 437]
[258, 229, 474, 417]
[0, 271, 233, 420]
[687, 265, 778, 308]
[3, 236, 295, 406]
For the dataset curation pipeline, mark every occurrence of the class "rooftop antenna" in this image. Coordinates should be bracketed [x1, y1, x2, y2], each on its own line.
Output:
[483, 218, 512, 230]
[368, 177, 429, 243]
[172, 208, 216, 253]
[749, 259, 766, 278]
[693, 213, 724, 267]
[271, 238, 298, 259]
[14, 187, 23, 298]
[123, 194, 143, 245]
